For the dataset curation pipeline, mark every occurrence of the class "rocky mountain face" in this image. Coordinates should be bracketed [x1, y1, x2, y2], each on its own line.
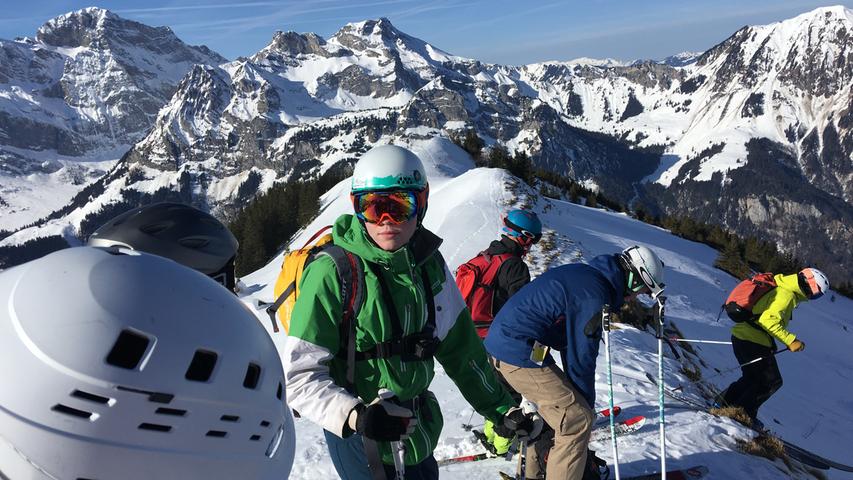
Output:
[1, 8, 851, 285]
[0, 7, 225, 230]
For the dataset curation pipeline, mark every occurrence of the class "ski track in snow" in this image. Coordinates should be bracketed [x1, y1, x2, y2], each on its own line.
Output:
[239, 137, 853, 480]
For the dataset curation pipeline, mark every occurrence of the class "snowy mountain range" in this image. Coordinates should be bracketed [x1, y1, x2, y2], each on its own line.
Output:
[0, 7, 225, 230]
[240, 136, 853, 479]
[1, 6, 851, 285]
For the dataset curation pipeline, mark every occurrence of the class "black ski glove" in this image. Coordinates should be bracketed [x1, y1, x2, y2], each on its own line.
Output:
[493, 407, 543, 441]
[348, 400, 417, 442]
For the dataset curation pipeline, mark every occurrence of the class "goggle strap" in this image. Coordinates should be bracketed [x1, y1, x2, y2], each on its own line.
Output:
[504, 218, 541, 242]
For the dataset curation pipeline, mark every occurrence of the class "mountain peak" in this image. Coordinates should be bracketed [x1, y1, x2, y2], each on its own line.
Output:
[263, 30, 327, 57]
[36, 7, 118, 46]
[332, 17, 424, 52]
[339, 17, 402, 40]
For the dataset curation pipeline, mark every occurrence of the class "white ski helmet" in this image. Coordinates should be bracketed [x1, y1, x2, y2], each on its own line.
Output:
[0, 247, 294, 479]
[798, 267, 830, 299]
[350, 144, 429, 221]
[619, 245, 666, 298]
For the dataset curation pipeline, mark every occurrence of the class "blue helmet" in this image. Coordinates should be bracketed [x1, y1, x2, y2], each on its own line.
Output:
[502, 210, 542, 243]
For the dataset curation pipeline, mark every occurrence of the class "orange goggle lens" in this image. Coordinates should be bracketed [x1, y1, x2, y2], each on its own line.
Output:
[354, 191, 419, 224]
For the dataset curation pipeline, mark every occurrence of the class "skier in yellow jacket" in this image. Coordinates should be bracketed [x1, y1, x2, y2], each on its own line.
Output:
[721, 268, 830, 428]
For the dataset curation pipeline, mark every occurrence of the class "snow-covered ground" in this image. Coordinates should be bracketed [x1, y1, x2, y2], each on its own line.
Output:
[240, 137, 853, 479]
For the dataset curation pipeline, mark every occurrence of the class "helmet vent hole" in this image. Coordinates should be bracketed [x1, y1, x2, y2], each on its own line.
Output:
[52, 404, 96, 421]
[71, 389, 112, 405]
[139, 222, 171, 235]
[106, 329, 151, 370]
[179, 237, 209, 249]
[206, 430, 228, 438]
[250, 434, 262, 441]
[156, 407, 187, 417]
[260, 420, 271, 428]
[243, 363, 261, 389]
[276, 382, 283, 400]
[220, 414, 240, 422]
[138, 422, 171, 433]
[185, 350, 218, 382]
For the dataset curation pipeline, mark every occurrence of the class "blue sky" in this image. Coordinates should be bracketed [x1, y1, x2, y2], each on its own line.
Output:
[2, 0, 852, 64]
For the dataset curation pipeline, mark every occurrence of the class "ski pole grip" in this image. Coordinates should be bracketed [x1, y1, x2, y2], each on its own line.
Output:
[653, 296, 666, 339]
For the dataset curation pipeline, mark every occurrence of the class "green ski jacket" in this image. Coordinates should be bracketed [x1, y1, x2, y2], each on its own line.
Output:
[284, 214, 514, 465]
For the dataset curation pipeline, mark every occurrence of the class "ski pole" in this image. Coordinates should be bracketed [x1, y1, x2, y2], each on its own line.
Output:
[668, 337, 732, 345]
[392, 440, 406, 480]
[515, 438, 527, 480]
[654, 296, 667, 480]
[669, 347, 791, 393]
[602, 304, 621, 480]
[377, 389, 406, 480]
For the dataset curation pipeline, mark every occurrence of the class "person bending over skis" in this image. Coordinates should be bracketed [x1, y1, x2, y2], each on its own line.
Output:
[485, 246, 666, 480]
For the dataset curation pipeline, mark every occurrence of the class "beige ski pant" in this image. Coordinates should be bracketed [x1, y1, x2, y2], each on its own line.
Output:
[490, 357, 594, 480]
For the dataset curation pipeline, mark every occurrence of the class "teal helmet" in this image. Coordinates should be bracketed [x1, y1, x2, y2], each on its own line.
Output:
[351, 145, 428, 193]
[503, 209, 542, 243]
[350, 145, 429, 222]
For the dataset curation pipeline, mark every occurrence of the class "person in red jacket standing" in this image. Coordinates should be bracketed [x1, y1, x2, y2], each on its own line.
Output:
[456, 209, 542, 455]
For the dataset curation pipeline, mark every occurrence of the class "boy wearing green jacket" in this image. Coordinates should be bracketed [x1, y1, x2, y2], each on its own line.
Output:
[283, 145, 540, 480]
[721, 268, 830, 428]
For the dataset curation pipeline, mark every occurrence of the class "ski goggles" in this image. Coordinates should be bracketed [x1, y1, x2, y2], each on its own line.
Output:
[800, 269, 824, 299]
[352, 190, 424, 224]
[503, 218, 542, 244]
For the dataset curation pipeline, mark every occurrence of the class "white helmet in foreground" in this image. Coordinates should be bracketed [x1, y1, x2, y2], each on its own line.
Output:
[620, 245, 666, 298]
[0, 247, 294, 479]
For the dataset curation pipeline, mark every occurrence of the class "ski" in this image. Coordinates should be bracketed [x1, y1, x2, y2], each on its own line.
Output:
[589, 415, 647, 443]
[463, 405, 620, 433]
[623, 465, 709, 480]
[642, 373, 850, 472]
[598, 405, 622, 418]
[498, 472, 514, 480]
[437, 452, 495, 467]
[643, 372, 710, 410]
[780, 440, 853, 472]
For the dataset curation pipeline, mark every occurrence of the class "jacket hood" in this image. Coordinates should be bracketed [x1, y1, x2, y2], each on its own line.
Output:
[331, 214, 442, 269]
[588, 254, 628, 309]
[775, 273, 808, 301]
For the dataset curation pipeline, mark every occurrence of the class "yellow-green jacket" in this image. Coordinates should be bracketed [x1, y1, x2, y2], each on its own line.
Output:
[731, 273, 807, 348]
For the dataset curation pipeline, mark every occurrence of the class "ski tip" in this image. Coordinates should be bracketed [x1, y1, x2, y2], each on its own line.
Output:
[623, 415, 646, 426]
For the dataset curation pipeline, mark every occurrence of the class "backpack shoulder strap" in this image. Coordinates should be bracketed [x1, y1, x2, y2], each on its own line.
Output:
[419, 265, 436, 334]
[481, 252, 513, 287]
[321, 244, 365, 390]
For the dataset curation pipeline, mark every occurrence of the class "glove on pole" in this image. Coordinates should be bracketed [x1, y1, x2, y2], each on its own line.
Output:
[350, 389, 416, 480]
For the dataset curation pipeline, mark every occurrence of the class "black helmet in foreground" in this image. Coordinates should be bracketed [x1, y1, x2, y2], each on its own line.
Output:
[88, 202, 239, 291]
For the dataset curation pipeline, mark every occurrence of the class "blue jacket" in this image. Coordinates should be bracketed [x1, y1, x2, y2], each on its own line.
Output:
[484, 254, 627, 407]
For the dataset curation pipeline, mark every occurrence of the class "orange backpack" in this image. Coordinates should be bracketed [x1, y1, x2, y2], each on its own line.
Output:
[723, 273, 777, 323]
[266, 226, 364, 334]
[455, 252, 512, 339]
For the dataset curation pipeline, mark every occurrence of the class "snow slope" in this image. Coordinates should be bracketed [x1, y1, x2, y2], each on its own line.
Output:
[242, 138, 853, 478]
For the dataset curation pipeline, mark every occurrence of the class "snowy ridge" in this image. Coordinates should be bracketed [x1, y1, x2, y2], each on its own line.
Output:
[240, 137, 853, 479]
